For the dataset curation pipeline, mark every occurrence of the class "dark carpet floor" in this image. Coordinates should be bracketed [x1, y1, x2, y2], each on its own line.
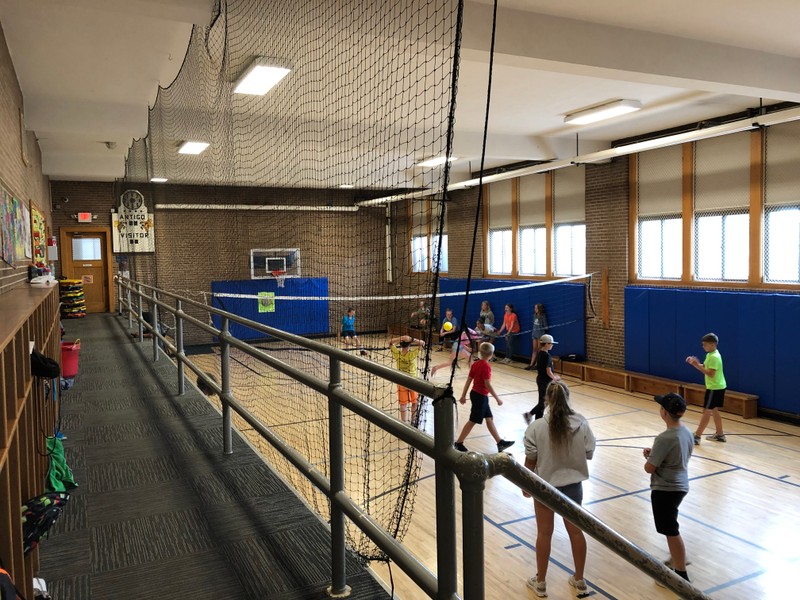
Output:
[38, 313, 392, 599]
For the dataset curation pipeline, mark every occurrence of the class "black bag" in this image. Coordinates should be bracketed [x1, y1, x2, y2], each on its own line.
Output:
[561, 353, 585, 363]
[30, 349, 60, 379]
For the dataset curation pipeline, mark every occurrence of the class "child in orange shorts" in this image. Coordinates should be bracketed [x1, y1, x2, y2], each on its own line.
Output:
[389, 334, 425, 423]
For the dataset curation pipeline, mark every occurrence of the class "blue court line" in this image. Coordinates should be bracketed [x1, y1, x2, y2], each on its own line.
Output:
[583, 467, 740, 508]
[586, 409, 643, 421]
[483, 514, 616, 599]
[504, 542, 522, 549]
[702, 568, 766, 595]
[779, 474, 789, 479]
[693, 454, 800, 489]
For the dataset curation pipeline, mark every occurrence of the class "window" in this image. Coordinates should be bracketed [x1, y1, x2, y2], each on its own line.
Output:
[411, 235, 428, 273]
[636, 146, 683, 280]
[764, 122, 800, 284]
[487, 179, 513, 275]
[518, 173, 547, 276]
[72, 237, 101, 260]
[638, 217, 682, 279]
[488, 229, 512, 274]
[694, 212, 749, 281]
[553, 167, 585, 276]
[518, 226, 546, 275]
[432, 233, 448, 273]
[765, 205, 800, 283]
[409, 199, 447, 273]
[693, 134, 750, 282]
[554, 223, 585, 276]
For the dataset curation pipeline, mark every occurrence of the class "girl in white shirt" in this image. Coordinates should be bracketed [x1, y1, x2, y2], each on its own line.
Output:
[523, 381, 596, 598]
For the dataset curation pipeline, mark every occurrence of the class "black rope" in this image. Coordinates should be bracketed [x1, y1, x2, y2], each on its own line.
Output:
[449, 0, 499, 388]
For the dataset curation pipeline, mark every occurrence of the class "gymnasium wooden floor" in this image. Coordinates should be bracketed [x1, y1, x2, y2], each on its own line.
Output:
[371, 349, 800, 600]
[189, 334, 799, 600]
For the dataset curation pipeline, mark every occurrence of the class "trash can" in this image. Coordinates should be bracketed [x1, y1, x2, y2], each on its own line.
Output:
[60, 340, 81, 378]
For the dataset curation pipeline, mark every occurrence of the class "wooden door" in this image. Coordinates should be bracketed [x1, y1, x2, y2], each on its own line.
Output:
[61, 228, 113, 313]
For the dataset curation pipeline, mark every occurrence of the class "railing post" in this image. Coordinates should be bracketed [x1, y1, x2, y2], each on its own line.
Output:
[117, 278, 122, 315]
[220, 316, 233, 455]
[137, 283, 144, 342]
[127, 284, 133, 330]
[152, 290, 159, 362]
[327, 356, 350, 598]
[176, 300, 185, 395]
[433, 393, 458, 600]
[461, 466, 487, 600]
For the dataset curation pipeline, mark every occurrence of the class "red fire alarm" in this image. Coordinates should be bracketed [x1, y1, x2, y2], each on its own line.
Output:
[77, 212, 93, 223]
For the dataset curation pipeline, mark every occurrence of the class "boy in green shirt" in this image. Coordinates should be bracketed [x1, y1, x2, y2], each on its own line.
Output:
[685, 332, 727, 444]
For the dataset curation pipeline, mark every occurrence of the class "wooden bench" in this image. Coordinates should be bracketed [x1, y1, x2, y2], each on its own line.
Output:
[582, 363, 630, 389]
[552, 361, 759, 419]
[552, 357, 585, 379]
[682, 383, 758, 419]
[629, 372, 683, 396]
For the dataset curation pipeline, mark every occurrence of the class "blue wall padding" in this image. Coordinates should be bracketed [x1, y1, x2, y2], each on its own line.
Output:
[211, 278, 329, 340]
[774, 294, 800, 414]
[625, 286, 799, 414]
[624, 287, 650, 373]
[648, 288, 677, 373]
[439, 279, 585, 359]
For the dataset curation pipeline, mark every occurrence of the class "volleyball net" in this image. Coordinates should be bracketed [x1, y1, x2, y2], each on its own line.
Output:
[118, 0, 595, 566]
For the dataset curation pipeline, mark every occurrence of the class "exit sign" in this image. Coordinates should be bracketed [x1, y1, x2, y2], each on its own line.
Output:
[77, 212, 93, 223]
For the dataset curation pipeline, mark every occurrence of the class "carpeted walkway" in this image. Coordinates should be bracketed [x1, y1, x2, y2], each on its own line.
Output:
[39, 313, 392, 599]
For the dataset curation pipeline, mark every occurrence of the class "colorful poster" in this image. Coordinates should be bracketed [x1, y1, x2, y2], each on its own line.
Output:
[31, 205, 46, 265]
[1, 189, 14, 264]
[11, 196, 24, 261]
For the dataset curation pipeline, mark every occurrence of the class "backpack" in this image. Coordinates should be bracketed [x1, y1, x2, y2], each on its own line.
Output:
[30, 349, 60, 379]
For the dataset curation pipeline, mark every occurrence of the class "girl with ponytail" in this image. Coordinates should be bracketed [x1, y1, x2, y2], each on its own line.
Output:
[522, 381, 596, 598]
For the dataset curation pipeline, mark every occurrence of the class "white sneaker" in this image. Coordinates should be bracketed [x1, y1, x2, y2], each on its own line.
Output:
[526, 577, 547, 597]
[568, 575, 588, 594]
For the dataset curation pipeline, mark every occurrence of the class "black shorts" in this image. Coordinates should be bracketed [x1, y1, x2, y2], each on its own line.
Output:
[469, 390, 493, 424]
[342, 330, 356, 338]
[557, 482, 583, 505]
[704, 388, 726, 409]
[651, 490, 686, 537]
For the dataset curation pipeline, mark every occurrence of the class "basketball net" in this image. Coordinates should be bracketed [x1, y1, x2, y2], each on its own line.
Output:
[271, 270, 287, 288]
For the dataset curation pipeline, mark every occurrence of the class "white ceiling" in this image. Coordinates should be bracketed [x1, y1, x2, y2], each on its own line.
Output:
[2, 0, 800, 185]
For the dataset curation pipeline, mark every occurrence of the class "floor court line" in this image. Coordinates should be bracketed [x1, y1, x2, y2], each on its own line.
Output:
[483, 514, 616, 600]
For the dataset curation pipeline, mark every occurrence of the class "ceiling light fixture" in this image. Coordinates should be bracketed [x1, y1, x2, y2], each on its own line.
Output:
[178, 141, 209, 155]
[150, 177, 168, 183]
[233, 57, 291, 95]
[417, 156, 457, 168]
[564, 99, 642, 125]
[339, 184, 355, 189]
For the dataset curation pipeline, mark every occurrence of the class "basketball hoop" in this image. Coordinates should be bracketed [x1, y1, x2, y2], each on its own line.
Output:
[271, 270, 287, 288]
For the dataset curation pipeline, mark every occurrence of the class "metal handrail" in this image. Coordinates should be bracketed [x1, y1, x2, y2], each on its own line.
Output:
[116, 276, 711, 600]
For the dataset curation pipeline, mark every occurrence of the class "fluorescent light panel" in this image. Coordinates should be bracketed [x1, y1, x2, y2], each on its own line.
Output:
[178, 141, 209, 155]
[417, 155, 457, 168]
[339, 184, 355, 189]
[565, 99, 642, 125]
[150, 177, 168, 183]
[234, 58, 291, 95]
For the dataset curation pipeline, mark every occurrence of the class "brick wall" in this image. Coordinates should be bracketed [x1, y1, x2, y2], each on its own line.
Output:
[585, 159, 629, 368]
[51, 181, 396, 343]
[0, 22, 51, 296]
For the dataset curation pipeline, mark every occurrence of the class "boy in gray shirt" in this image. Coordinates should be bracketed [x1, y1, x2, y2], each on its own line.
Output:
[643, 393, 694, 582]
